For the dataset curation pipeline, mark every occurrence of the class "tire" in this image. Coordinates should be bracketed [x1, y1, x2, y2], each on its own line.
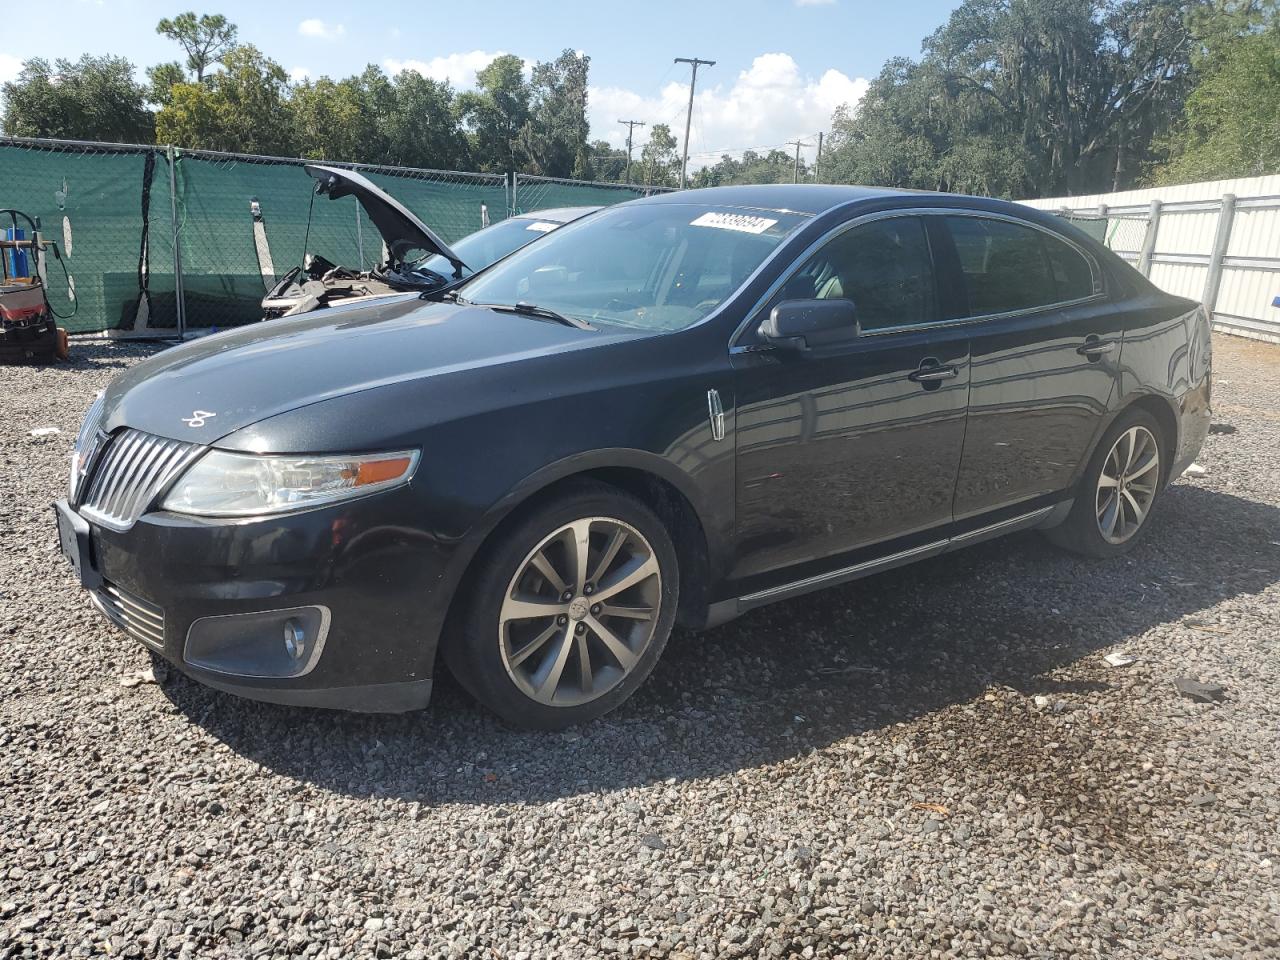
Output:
[1045, 406, 1167, 558]
[443, 481, 679, 730]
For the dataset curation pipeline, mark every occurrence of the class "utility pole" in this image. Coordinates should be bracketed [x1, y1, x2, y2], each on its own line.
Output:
[618, 119, 646, 184]
[787, 139, 810, 184]
[814, 132, 824, 184]
[675, 57, 715, 189]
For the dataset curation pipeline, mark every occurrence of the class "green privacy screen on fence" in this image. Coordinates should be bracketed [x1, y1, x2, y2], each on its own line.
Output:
[172, 156, 509, 328]
[0, 137, 674, 334]
[512, 176, 667, 214]
[0, 141, 163, 333]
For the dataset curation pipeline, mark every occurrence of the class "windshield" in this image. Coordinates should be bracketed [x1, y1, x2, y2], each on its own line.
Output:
[414, 216, 570, 280]
[458, 203, 809, 331]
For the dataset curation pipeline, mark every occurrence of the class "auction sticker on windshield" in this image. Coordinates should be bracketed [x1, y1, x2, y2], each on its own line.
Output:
[690, 212, 780, 234]
[525, 222, 558, 233]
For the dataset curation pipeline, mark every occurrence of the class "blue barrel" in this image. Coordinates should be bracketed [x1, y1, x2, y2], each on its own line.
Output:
[4, 228, 31, 280]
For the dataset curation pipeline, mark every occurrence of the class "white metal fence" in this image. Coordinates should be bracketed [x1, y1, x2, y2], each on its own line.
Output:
[1021, 175, 1280, 343]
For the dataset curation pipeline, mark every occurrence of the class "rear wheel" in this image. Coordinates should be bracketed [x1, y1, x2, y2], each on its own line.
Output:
[1046, 407, 1166, 557]
[444, 482, 678, 729]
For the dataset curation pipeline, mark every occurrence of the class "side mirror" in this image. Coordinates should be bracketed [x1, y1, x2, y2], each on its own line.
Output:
[758, 298, 860, 352]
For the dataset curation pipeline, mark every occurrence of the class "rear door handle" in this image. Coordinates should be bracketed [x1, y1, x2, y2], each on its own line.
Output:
[1077, 338, 1116, 359]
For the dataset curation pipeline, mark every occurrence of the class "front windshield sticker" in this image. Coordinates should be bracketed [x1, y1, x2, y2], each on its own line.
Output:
[690, 211, 780, 235]
[525, 221, 557, 233]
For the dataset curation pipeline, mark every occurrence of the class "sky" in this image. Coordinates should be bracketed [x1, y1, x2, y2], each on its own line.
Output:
[4, 0, 961, 169]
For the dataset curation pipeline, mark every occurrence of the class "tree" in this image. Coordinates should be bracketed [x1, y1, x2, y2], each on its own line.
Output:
[146, 62, 187, 108]
[293, 66, 394, 163]
[1, 55, 154, 142]
[519, 49, 591, 178]
[822, 0, 1202, 197]
[156, 11, 239, 83]
[155, 45, 294, 154]
[458, 55, 532, 174]
[1155, 4, 1280, 182]
[384, 69, 470, 169]
[636, 124, 679, 187]
[691, 149, 803, 187]
[588, 140, 627, 182]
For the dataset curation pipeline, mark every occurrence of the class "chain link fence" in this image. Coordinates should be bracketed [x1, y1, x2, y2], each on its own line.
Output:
[0, 137, 679, 335]
[513, 174, 675, 215]
[0, 138, 169, 333]
[1053, 207, 1154, 273]
[171, 152, 508, 329]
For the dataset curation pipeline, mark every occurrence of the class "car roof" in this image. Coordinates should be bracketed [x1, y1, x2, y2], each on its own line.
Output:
[634, 184, 919, 215]
[511, 206, 601, 224]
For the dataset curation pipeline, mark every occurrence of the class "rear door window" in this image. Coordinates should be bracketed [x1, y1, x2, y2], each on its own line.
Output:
[945, 217, 1097, 317]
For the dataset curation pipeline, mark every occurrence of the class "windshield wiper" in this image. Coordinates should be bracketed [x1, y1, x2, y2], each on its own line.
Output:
[487, 301, 594, 331]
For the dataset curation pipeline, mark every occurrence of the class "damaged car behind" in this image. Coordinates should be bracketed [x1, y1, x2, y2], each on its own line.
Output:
[260, 164, 597, 319]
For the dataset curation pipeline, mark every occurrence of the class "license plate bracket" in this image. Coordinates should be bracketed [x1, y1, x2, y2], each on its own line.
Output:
[54, 499, 102, 591]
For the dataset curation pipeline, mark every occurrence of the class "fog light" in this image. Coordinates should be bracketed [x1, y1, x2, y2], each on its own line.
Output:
[283, 618, 306, 660]
[184, 605, 330, 679]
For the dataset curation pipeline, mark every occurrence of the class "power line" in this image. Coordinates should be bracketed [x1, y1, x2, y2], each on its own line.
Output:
[674, 57, 715, 190]
[617, 119, 646, 185]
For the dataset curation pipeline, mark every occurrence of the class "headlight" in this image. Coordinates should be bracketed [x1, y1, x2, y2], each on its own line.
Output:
[69, 390, 106, 500]
[161, 449, 419, 518]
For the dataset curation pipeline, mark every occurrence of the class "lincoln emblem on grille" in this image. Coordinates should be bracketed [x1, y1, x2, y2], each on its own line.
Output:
[182, 410, 216, 428]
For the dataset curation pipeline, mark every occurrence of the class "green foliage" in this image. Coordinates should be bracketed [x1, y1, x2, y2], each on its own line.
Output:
[458, 55, 532, 174]
[691, 149, 806, 188]
[824, 0, 1200, 197]
[520, 50, 591, 179]
[155, 45, 294, 154]
[588, 140, 628, 182]
[1, 55, 154, 142]
[146, 62, 188, 109]
[156, 11, 239, 83]
[636, 124, 680, 187]
[1154, 5, 1280, 182]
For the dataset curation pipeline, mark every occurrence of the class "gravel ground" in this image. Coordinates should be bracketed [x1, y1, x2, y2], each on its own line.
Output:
[1, 334, 1278, 959]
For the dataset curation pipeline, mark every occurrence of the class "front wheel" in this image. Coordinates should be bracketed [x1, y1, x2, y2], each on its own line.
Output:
[444, 482, 679, 729]
[1046, 407, 1166, 558]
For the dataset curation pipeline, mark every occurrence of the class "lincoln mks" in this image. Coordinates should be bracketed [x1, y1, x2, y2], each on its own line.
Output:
[55, 185, 1211, 728]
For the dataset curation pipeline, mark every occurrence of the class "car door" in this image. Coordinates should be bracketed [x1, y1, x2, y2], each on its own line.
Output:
[728, 212, 971, 587]
[935, 213, 1123, 521]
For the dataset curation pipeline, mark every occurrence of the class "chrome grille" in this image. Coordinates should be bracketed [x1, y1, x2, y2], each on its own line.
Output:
[92, 581, 165, 650]
[78, 429, 202, 531]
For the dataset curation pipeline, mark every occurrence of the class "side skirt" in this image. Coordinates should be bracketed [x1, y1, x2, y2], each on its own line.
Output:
[704, 501, 1070, 628]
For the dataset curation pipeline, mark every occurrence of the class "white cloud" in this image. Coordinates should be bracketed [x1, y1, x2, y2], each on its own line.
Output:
[298, 19, 345, 40]
[588, 53, 868, 170]
[384, 50, 519, 89]
[289, 66, 311, 85]
[0, 52, 22, 84]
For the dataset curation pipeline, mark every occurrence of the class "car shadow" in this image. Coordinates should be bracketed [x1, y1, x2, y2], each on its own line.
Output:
[158, 483, 1279, 805]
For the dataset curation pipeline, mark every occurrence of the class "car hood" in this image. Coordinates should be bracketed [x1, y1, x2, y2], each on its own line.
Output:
[306, 164, 467, 277]
[100, 297, 635, 445]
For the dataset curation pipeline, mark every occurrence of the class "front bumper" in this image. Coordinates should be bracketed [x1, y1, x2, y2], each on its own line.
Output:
[59, 486, 457, 712]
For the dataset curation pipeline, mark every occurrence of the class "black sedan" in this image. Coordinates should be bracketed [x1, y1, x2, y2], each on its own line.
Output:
[55, 185, 1212, 729]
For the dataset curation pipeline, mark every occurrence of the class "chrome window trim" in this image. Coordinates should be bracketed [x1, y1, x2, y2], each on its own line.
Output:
[728, 205, 1106, 350]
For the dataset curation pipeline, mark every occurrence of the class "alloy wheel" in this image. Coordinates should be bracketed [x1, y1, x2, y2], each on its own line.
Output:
[1095, 425, 1160, 545]
[499, 517, 662, 706]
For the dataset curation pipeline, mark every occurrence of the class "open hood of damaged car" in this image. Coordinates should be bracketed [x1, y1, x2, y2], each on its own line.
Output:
[305, 164, 468, 277]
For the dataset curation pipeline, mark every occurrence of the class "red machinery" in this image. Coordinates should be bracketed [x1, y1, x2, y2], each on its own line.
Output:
[1, 210, 68, 363]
